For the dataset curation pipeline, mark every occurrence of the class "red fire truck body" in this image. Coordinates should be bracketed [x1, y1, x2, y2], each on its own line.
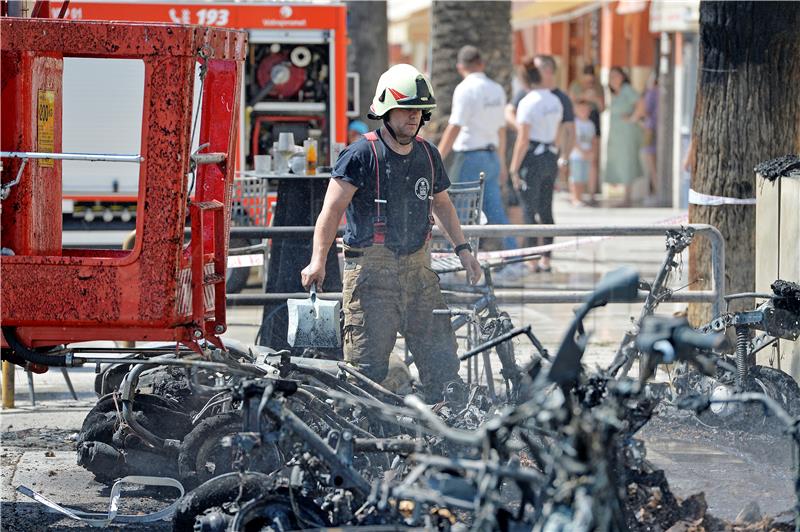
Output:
[50, 1, 349, 229]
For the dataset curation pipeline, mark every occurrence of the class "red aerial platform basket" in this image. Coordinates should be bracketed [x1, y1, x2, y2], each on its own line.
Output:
[0, 17, 247, 353]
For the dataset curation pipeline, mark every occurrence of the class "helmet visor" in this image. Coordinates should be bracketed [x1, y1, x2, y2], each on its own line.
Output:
[396, 76, 436, 107]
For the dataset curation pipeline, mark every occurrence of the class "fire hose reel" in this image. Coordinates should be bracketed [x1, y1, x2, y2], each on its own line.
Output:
[256, 52, 306, 98]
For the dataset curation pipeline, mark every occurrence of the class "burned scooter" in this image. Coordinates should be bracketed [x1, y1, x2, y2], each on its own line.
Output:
[670, 279, 800, 429]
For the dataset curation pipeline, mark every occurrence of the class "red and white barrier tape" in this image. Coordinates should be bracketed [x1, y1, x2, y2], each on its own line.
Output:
[227, 253, 264, 269]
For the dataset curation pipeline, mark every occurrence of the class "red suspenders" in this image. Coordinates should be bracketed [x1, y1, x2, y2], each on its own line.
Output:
[419, 139, 437, 237]
[363, 131, 387, 244]
[363, 131, 436, 246]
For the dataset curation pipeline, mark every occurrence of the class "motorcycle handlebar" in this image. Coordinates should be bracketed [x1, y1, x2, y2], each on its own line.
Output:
[673, 326, 724, 351]
[636, 316, 723, 357]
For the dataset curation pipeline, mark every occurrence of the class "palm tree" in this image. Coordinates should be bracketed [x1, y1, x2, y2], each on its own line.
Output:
[428, 1, 512, 143]
[347, 1, 389, 122]
[688, 1, 800, 324]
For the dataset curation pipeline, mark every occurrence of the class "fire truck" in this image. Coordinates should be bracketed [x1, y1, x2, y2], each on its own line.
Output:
[2, 7, 246, 357]
[51, 1, 351, 292]
[53, 0, 351, 232]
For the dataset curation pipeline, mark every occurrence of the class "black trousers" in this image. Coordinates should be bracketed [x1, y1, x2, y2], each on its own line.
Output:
[519, 150, 558, 257]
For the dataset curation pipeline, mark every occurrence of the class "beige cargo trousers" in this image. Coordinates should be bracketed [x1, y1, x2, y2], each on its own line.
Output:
[342, 244, 461, 401]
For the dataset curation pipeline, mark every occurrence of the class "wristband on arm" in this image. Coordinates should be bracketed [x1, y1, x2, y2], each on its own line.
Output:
[454, 243, 472, 256]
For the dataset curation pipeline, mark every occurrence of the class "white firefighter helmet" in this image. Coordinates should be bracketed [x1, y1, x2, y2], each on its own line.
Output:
[367, 64, 436, 120]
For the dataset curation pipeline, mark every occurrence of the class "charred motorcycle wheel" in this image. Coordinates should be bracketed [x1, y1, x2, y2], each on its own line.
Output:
[78, 392, 190, 444]
[178, 413, 283, 489]
[173, 472, 271, 532]
[77, 393, 192, 482]
[229, 489, 330, 531]
[695, 365, 800, 430]
[172, 472, 328, 532]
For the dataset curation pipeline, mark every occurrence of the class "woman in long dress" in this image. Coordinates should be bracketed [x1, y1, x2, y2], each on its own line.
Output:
[604, 67, 642, 206]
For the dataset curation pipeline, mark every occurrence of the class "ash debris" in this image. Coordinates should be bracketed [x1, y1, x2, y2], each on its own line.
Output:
[1, 428, 76, 452]
[755, 155, 800, 181]
[771, 280, 800, 314]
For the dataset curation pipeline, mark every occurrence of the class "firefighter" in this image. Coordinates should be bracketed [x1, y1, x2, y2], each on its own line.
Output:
[301, 64, 481, 403]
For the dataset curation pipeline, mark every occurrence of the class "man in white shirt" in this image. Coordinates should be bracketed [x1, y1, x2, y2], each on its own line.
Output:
[438, 45, 517, 252]
[509, 65, 563, 272]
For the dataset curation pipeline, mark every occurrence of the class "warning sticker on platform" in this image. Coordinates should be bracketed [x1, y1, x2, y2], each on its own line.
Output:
[37, 90, 55, 167]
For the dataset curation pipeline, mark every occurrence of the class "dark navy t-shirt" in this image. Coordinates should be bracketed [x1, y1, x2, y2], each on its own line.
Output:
[333, 131, 450, 254]
[551, 88, 575, 123]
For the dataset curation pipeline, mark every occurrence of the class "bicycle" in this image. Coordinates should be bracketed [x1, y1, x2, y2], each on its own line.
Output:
[609, 227, 695, 379]
[435, 253, 549, 403]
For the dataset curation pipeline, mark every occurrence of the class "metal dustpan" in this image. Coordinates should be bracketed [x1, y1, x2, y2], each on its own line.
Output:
[287, 283, 341, 348]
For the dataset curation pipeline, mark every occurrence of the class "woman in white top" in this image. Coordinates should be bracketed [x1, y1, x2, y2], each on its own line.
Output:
[509, 65, 563, 272]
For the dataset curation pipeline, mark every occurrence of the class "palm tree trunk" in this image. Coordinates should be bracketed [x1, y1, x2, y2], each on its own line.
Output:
[429, 1, 512, 143]
[346, 1, 389, 123]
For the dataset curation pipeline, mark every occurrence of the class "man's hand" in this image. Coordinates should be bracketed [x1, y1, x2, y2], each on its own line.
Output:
[557, 158, 569, 183]
[499, 165, 509, 202]
[459, 250, 482, 285]
[301, 260, 326, 290]
[437, 123, 461, 161]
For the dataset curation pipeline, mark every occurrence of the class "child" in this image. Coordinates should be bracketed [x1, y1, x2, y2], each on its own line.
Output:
[569, 99, 598, 206]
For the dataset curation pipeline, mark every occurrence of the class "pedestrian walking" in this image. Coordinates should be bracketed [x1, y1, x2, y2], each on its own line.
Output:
[533, 55, 575, 189]
[508, 65, 563, 273]
[301, 64, 481, 403]
[604, 66, 642, 206]
[501, 62, 538, 241]
[438, 45, 519, 258]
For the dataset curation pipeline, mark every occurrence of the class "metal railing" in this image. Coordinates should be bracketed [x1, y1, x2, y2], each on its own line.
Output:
[224, 224, 725, 316]
[0, 151, 143, 163]
[1, 151, 143, 200]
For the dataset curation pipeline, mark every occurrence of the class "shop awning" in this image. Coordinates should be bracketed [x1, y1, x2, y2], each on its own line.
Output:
[649, 0, 699, 32]
[512, 0, 603, 30]
[616, 0, 648, 15]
